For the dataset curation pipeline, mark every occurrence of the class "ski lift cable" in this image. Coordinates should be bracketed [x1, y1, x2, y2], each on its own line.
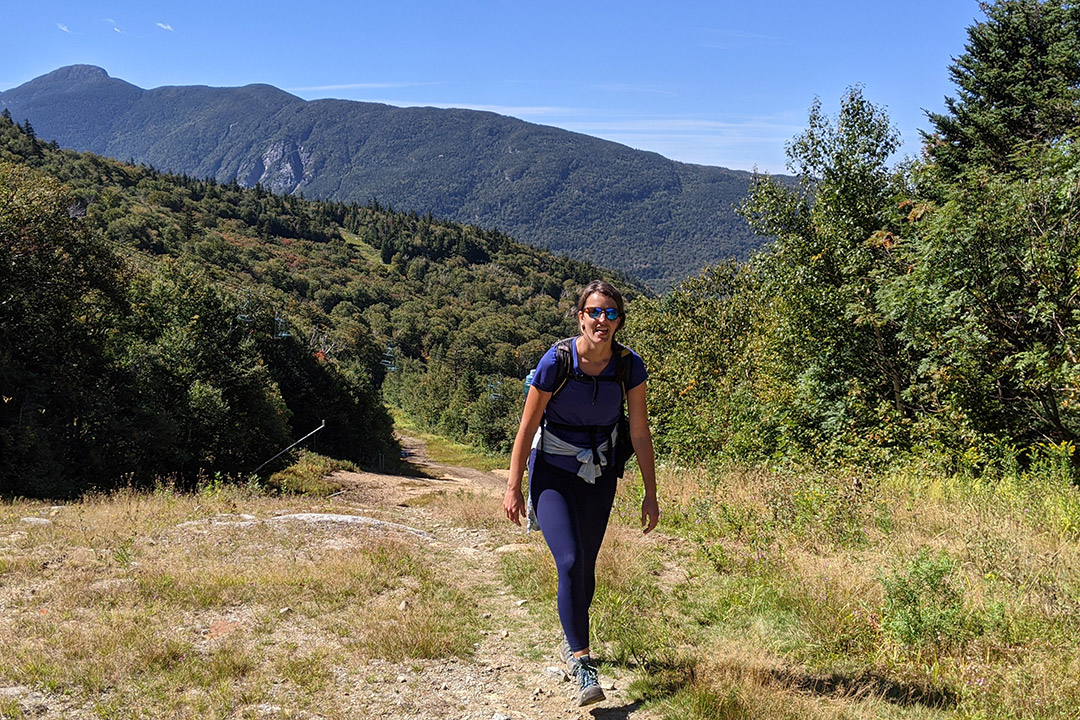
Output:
[252, 419, 327, 474]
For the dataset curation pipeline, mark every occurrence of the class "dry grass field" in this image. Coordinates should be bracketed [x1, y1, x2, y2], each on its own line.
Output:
[2, 440, 1080, 719]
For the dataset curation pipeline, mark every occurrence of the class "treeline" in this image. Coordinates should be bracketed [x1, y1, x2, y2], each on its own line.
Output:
[0, 109, 640, 497]
[627, 0, 1080, 477]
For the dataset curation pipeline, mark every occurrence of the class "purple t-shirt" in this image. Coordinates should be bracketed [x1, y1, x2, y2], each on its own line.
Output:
[531, 339, 648, 474]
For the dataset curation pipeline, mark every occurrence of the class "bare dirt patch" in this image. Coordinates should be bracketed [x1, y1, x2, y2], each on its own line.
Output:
[299, 434, 660, 719]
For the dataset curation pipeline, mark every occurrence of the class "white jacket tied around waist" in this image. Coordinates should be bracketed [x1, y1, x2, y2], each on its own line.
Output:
[526, 424, 619, 532]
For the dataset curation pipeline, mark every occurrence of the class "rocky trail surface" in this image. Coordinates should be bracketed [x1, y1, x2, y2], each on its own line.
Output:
[312, 434, 662, 719]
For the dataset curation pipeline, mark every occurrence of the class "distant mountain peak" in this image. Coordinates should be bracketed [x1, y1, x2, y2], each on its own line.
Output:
[0, 65, 776, 289]
[26, 65, 113, 87]
[7, 65, 133, 100]
[48, 64, 110, 79]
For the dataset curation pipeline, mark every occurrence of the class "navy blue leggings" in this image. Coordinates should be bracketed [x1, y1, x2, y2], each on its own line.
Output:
[529, 454, 618, 653]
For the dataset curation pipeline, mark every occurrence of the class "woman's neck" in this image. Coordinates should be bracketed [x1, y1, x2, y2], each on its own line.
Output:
[576, 334, 613, 369]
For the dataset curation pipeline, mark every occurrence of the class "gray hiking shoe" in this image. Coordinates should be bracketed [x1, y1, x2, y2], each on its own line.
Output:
[570, 654, 605, 707]
[559, 636, 573, 672]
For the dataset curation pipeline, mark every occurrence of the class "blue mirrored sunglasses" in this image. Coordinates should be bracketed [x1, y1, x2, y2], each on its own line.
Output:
[585, 307, 621, 321]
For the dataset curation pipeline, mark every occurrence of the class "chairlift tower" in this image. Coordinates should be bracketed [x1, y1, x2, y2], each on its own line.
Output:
[380, 344, 398, 372]
[274, 311, 291, 339]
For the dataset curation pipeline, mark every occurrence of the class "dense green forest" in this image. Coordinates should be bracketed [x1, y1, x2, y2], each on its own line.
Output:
[626, 0, 1080, 480]
[3, 0, 1080, 498]
[0, 109, 642, 497]
[0, 65, 766, 290]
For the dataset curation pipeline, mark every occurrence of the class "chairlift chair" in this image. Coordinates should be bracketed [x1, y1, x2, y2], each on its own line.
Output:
[380, 345, 398, 371]
[274, 312, 291, 339]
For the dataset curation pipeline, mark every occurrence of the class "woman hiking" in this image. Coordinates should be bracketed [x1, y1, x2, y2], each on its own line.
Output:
[503, 279, 659, 707]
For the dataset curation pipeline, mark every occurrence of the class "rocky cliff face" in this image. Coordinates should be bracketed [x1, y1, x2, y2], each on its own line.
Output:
[237, 139, 315, 194]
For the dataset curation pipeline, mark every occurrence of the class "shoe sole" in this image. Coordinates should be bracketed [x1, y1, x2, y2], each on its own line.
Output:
[578, 685, 606, 707]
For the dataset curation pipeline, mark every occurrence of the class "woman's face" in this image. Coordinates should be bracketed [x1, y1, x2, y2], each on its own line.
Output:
[578, 291, 622, 344]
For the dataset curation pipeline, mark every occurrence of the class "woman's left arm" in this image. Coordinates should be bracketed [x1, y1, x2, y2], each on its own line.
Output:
[626, 381, 659, 534]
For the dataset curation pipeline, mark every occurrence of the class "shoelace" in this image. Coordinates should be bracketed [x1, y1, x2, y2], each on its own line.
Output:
[574, 657, 600, 688]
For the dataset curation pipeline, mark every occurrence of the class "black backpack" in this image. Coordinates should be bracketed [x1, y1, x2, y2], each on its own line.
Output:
[542, 337, 635, 478]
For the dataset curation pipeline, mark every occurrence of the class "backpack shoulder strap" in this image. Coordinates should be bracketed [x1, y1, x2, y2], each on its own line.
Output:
[550, 337, 575, 399]
[612, 342, 632, 401]
[550, 339, 632, 401]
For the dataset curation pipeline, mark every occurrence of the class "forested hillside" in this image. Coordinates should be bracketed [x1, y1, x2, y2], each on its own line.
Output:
[0, 111, 642, 497]
[0, 65, 767, 290]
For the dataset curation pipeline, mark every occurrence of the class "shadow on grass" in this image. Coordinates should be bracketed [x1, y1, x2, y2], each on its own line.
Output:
[620, 655, 957, 714]
[772, 667, 958, 710]
[622, 655, 698, 702]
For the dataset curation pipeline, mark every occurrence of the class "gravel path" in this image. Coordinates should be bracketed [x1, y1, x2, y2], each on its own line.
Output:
[317, 434, 663, 719]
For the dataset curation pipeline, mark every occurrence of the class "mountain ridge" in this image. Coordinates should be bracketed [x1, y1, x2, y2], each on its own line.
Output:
[1, 65, 776, 289]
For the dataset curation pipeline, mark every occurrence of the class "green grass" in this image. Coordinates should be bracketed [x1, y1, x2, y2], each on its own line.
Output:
[392, 410, 510, 472]
[266, 450, 357, 495]
[0, 698, 25, 719]
[340, 229, 383, 263]
[498, 457, 1080, 719]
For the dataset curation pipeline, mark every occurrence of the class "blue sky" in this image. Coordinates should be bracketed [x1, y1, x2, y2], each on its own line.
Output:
[3, 1, 981, 174]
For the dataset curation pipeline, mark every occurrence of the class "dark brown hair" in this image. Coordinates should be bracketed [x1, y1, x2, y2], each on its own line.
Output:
[575, 279, 626, 339]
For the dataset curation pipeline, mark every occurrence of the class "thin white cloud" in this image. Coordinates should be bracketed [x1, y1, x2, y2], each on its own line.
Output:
[434, 103, 576, 117]
[567, 116, 801, 136]
[291, 81, 441, 92]
[156, 22, 173, 31]
[360, 100, 578, 117]
[535, 111, 803, 172]
[56, 23, 70, 33]
[594, 83, 677, 97]
[580, 128, 791, 171]
[701, 28, 788, 50]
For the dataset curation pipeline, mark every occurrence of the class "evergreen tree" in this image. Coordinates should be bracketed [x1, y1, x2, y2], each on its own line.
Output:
[925, 0, 1080, 178]
[895, 0, 1080, 458]
[896, 123, 1080, 451]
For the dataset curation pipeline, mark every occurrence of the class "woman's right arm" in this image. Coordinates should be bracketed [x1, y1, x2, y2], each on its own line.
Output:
[503, 387, 551, 525]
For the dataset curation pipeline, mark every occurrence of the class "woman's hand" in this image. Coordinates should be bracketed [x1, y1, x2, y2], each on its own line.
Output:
[504, 487, 527, 526]
[641, 495, 659, 534]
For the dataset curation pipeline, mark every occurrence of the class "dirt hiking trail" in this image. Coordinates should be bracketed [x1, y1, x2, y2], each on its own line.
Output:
[287, 433, 664, 720]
